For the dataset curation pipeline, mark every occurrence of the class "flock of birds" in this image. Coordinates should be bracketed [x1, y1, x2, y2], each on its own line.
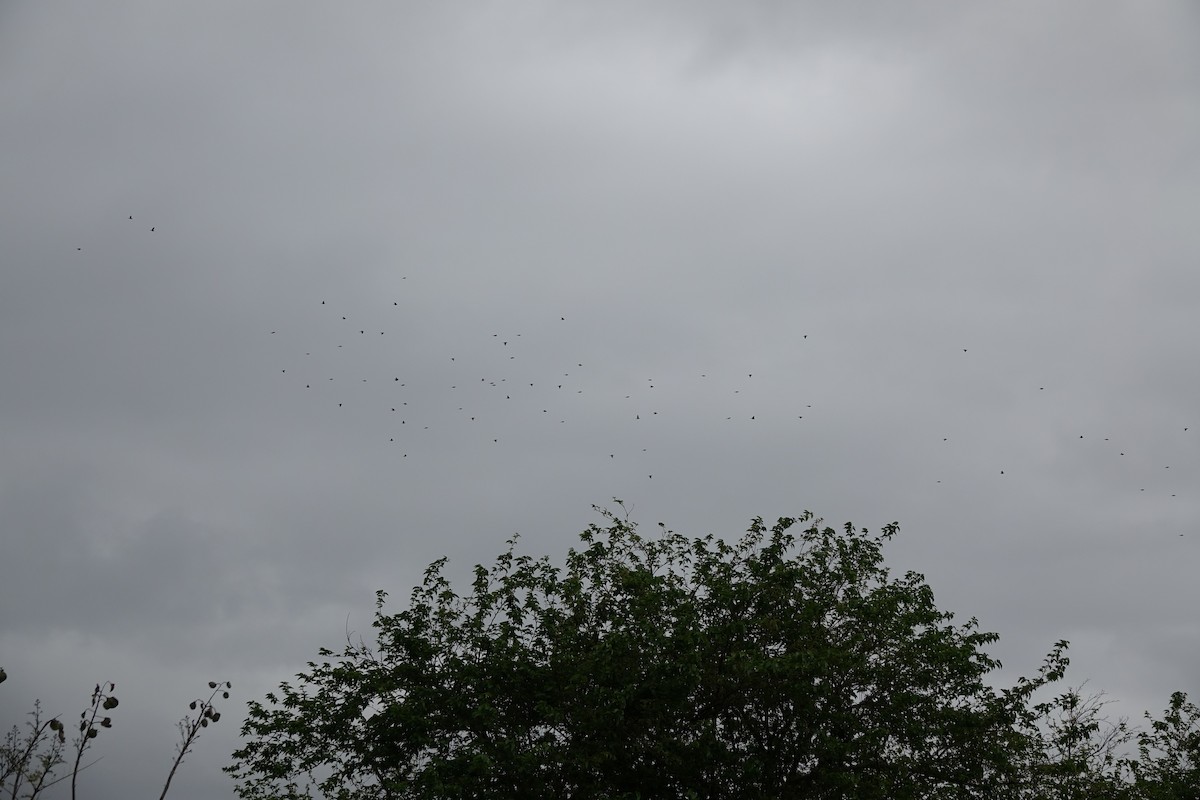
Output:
[268, 297, 765, 478]
[76, 213, 1192, 533]
[265, 283, 1194, 522]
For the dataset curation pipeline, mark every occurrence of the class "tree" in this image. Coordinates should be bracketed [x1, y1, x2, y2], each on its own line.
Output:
[229, 504, 1077, 799]
[0, 667, 231, 800]
[1015, 684, 1133, 799]
[1002, 684, 1200, 800]
[1127, 691, 1200, 800]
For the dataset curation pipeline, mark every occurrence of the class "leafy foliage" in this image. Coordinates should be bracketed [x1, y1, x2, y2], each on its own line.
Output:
[229, 505, 1072, 799]
[1128, 691, 1200, 800]
[1017, 683, 1133, 799]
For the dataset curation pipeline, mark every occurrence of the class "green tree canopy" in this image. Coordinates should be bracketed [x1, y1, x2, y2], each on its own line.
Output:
[229, 506, 1071, 799]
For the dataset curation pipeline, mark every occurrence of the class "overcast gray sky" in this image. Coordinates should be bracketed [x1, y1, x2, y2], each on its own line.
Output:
[2, 2, 1198, 798]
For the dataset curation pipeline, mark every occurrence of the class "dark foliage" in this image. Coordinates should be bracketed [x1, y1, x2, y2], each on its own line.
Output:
[229, 506, 1063, 799]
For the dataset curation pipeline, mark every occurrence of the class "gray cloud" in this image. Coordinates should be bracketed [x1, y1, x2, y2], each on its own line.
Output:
[2, 2, 1197, 798]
